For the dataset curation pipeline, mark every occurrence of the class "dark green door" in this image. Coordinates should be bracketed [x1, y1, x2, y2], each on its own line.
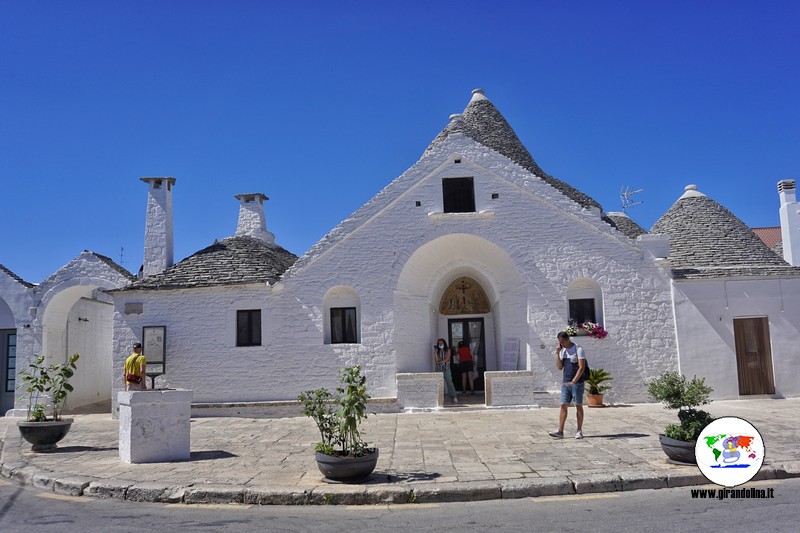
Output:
[0, 330, 16, 415]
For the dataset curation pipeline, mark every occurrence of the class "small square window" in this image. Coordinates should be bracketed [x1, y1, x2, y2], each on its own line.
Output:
[442, 177, 475, 213]
[491, 193, 499, 199]
[236, 309, 262, 346]
[569, 299, 596, 325]
[331, 307, 358, 344]
[415, 200, 421, 207]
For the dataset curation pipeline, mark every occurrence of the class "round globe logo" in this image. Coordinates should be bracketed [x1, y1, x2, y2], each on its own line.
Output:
[695, 416, 764, 487]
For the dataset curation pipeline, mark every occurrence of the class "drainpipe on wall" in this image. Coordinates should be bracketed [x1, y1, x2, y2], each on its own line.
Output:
[778, 179, 799, 266]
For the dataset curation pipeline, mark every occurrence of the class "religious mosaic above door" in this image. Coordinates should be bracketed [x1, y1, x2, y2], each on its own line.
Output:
[439, 276, 491, 315]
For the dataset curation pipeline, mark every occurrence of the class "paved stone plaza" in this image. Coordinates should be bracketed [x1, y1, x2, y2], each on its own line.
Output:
[1, 398, 798, 505]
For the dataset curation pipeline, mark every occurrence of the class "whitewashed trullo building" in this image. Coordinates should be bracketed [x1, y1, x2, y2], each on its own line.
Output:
[2, 89, 799, 416]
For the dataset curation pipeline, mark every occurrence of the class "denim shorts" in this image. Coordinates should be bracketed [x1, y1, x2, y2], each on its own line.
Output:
[560, 382, 585, 405]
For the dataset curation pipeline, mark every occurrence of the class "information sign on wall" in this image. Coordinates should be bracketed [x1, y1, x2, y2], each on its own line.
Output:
[501, 337, 520, 371]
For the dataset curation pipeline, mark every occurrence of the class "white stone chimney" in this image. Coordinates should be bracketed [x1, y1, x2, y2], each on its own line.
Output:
[140, 177, 175, 278]
[638, 233, 670, 259]
[778, 179, 799, 266]
[234, 193, 275, 244]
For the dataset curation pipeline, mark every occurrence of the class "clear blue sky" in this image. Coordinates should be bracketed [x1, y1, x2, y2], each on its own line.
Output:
[2, 1, 798, 283]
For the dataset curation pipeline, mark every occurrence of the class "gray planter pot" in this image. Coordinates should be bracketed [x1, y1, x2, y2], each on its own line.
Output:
[658, 433, 696, 464]
[315, 448, 379, 482]
[17, 419, 74, 451]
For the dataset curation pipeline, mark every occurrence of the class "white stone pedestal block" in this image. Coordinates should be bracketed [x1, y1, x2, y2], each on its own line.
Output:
[118, 389, 192, 463]
[396, 373, 443, 409]
[485, 371, 537, 407]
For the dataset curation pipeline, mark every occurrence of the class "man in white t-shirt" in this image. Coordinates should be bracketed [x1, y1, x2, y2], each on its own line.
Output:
[549, 331, 586, 439]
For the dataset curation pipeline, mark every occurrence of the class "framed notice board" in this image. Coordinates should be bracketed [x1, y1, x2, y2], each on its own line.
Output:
[142, 326, 166, 375]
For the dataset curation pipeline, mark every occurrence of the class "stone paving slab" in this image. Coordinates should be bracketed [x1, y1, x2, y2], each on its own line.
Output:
[1, 398, 798, 505]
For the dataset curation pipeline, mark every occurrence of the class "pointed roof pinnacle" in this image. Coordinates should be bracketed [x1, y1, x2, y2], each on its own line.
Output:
[679, 184, 706, 199]
[425, 89, 602, 211]
[470, 88, 488, 102]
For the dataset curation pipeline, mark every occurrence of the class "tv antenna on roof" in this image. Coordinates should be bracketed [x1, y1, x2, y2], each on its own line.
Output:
[620, 186, 644, 212]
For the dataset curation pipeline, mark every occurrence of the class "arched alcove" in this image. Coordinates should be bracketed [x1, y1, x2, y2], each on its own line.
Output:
[39, 284, 114, 409]
[394, 233, 527, 374]
[566, 278, 604, 326]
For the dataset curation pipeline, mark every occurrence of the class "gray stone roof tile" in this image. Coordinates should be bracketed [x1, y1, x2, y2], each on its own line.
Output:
[85, 251, 137, 282]
[120, 236, 297, 291]
[650, 191, 800, 280]
[605, 212, 647, 240]
[425, 91, 602, 211]
[0, 264, 34, 287]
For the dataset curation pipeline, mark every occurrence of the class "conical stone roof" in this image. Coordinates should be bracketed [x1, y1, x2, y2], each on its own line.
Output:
[120, 236, 297, 290]
[425, 89, 602, 211]
[650, 185, 800, 279]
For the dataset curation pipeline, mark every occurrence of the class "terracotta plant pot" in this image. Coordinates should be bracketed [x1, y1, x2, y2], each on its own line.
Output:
[17, 419, 74, 451]
[586, 393, 605, 407]
[315, 448, 379, 482]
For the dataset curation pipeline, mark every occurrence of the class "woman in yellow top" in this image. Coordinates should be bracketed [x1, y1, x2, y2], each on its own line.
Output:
[123, 342, 147, 391]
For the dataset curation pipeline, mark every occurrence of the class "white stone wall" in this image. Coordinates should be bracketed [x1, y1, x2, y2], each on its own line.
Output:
[0, 272, 34, 415]
[0, 271, 33, 329]
[112, 284, 336, 408]
[673, 278, 800, 399]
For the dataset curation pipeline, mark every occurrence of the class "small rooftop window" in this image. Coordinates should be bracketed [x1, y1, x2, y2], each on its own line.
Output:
[442, 177, 475, 213]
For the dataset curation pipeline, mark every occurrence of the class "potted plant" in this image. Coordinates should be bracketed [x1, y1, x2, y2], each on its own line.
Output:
[647, 371, 714, 464]
[16, 353, 80, 451]
[585, 368, 613, 407]
[298, 365, 378, 482]
[566, 320, 608, 338]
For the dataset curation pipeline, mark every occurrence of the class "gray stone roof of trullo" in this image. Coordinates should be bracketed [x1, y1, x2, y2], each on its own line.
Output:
[650, 188, 800, 279]
[119, 236, 297, 290]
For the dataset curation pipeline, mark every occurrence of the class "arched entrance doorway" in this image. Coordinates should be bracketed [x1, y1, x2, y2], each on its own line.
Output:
[394, 233, 528, 386]
[439, 276, 490, 391]
[39, 285, 114, 410]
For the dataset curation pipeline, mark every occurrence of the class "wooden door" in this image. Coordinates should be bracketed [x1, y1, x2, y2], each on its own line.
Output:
[734, 317, 775, 395]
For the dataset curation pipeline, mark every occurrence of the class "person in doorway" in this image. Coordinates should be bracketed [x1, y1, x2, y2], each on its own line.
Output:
[457, 341, 476, 395]
[124, 342, 147, 391]
[549, 331, 586, 439]
[433, 338, 458, 403]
